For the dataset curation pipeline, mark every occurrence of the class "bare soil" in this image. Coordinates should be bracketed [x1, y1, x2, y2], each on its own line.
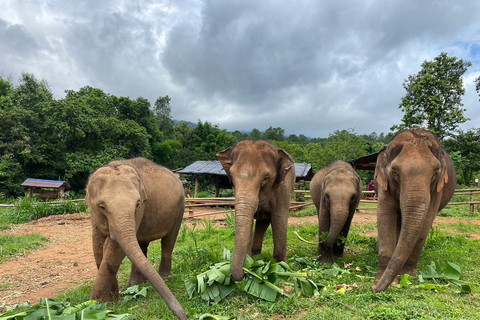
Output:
[0, 209, 478, 309]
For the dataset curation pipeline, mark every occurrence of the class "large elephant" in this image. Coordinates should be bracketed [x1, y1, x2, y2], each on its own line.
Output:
[217, 140, 295, 281]
[310, 161, 362, 264]
[373, 129, 456, 293]
[85, 158, 186, 320]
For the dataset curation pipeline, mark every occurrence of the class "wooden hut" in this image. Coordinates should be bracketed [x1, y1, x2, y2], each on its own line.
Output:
[21, 178, 70, 200]
[177, 161, 314, 197]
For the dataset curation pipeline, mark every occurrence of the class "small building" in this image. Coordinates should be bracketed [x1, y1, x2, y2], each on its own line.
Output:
[178, 161, 314, 197]
[21, 178, 70, 200]
[348, 152, 379, 171]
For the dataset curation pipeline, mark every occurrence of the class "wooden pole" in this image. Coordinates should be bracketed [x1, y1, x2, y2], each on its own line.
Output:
[477, 179, 480, 213]
[194, 176, 199, 198]
[470, 186, 474, 213]
[215, 176, 220, 197]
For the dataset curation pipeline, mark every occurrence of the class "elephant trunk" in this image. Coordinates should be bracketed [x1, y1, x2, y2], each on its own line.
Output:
[111, 220, 187, 320]
[231, 193, 257, 281]
[323, 205, 350, 248]
[373, 190, 429, 293]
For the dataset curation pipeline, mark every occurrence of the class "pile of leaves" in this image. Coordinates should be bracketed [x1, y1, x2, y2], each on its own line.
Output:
[185, 249, 473, 305]
[185, 249, 320, 304]
[0, 299, 132, 320]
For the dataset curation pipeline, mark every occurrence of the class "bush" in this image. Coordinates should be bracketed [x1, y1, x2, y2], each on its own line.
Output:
[4, 197, 88, 224]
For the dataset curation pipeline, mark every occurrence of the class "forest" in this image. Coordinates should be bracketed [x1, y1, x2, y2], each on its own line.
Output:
[1, 54, 480, 198]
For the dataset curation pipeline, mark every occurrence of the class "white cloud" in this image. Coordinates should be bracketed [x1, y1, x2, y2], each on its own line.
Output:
[0, 0, 479, 138]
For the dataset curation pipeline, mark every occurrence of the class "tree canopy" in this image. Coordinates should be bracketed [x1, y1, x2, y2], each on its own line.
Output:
[392, 52, 471, 140]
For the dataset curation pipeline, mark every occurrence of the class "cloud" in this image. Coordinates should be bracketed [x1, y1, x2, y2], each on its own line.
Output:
[0, 0, 479, 138]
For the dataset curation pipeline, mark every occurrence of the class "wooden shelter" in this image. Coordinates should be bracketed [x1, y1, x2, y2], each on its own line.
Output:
[348, 152, 379, 171]
[177, 161, 314, 197]
[21, 178, 70, 200]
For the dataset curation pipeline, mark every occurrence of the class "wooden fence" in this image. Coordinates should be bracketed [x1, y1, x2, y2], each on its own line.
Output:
[2, 189, 480, 220]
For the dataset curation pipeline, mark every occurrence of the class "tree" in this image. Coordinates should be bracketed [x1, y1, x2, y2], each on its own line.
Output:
[443, 128, 480, 186]
[263, 126, 285, 141]
[155, 95, 174, 140]
[392, 52, 471, 140]
[476, 75, 480, 102]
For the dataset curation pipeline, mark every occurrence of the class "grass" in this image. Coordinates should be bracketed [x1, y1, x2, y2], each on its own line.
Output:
[1, 195, 479, 319]
[49, 206, 480, 320]
[0, 233, 49, 263]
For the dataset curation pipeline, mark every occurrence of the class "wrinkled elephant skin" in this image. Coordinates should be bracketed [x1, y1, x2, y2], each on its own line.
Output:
[217, 140, 295, 281]
[86, 157, 187, 320]
[373, 129, 456, 293]
[310, 161, 361, 264]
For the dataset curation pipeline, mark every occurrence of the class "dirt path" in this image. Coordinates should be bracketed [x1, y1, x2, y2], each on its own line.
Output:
[0, 210, 478, 309]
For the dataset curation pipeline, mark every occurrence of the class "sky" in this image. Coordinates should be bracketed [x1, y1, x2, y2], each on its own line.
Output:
[1, 0, 480, 139]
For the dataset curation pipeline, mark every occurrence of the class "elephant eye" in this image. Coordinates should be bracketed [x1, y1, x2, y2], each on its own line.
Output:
[98, 204, 106, 212]
[136, 201, 141, 208]
[261, 175, 269, 185]
[351, 194, 356, 201]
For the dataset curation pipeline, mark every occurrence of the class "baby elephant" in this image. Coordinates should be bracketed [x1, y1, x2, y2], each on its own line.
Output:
[310, 161, 362, 263]
[85, 157, 186, 320]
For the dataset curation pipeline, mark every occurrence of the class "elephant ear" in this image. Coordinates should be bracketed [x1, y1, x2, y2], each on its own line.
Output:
[375, 146, 388, 191]
[216, 147, 233, 177]
[273, 149, 294, 189]
[436, 151, 449, 192]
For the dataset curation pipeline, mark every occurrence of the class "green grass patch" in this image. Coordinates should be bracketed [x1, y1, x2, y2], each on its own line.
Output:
[2, 197, 88, 225]
[3, 210, 480, 320]
[0, 233, 49, 263]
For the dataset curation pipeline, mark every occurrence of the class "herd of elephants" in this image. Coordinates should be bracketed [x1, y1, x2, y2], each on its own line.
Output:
[84, 128, 456, 319]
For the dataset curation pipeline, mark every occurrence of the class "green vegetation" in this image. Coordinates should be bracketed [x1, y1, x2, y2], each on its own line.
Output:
[0, 210, 473, 320]
[0, 233, 48, 263]
[392, 52, 471, 140]
[2, 197, 88, 225]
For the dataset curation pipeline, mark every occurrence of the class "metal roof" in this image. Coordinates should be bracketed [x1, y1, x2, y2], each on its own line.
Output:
[348, 152, 379, 171]
[21, 178, 70, 189]
[178, 161, 314, 180]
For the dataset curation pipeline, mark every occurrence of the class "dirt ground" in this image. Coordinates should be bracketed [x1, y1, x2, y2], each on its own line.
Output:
[0, 209, 477, 309]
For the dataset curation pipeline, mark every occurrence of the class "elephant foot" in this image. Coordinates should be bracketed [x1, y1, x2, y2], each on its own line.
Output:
[127, 274, 148, 287]
[251, 249, 262, 256]
[159, 270, 173, 280]
[317, 254, 333, 265]
[91, 280, 119, 302]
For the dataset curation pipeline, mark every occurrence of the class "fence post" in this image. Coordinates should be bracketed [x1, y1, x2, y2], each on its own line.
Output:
[470, 186, 474, 214]
[478, 180, 480, 213]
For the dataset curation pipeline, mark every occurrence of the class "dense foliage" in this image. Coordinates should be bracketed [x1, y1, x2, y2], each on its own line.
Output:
[392, 52, 471, 140]
[1, 61, 479, 197]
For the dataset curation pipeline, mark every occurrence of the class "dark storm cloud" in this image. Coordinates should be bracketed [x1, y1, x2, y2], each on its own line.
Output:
[0, 19, 39, 59]
[0, 0, 479, 138]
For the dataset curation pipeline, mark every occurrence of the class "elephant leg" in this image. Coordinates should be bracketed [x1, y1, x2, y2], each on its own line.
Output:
[252, 219, 270, 256]
[375, 200, 400, 283]
[271, 214, 288, 262]
[318, 209, 332, 264]
[91, 237, 125, 302]
[159, 232, 179, 279]
[127, 242, 149, 286]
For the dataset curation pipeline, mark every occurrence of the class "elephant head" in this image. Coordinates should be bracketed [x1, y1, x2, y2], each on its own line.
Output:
[217, 140, 295, 281]
[86, 163, 186, 319]
[319, 162, 361, 249]
[372, 129, 456, 293]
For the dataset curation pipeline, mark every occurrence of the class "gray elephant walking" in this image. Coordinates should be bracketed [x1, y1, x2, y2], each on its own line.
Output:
[310, 161, 362, 264]
[217, 140, 295, 281]
[373, 129, 456, 293]
[85, 157, 186, 320]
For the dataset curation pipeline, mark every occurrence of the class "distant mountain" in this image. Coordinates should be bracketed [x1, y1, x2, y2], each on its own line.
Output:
[173, 120, 196, 128]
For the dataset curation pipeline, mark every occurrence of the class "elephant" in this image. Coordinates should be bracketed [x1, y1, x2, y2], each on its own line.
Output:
[310, 161, 362, 264]
[372, 129, 456, 293]
[217, 140, 295, 281]
[85, 157, 186, 320]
